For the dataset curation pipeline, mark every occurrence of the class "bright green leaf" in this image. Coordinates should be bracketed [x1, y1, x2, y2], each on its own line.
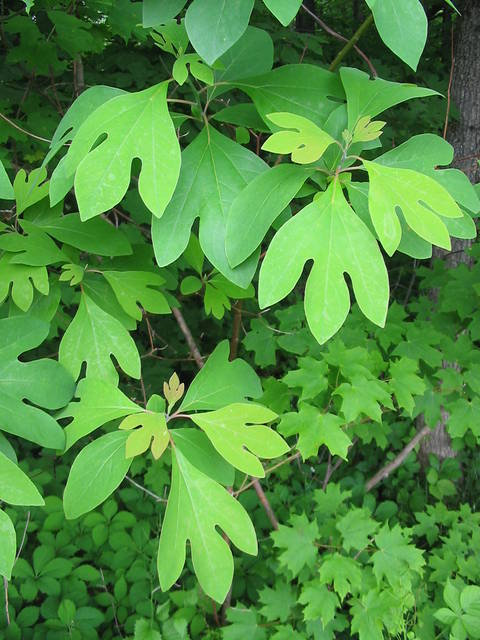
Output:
[262, 0, 302, 25]
[103, 271, 170, 320]
[0, 451, 44, 506]
[0, 509, 16, 579]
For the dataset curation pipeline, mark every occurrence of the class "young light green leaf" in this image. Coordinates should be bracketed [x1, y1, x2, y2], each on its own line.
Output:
[0, 316, 73, 449]
[62, 82, 181, 220]
[59, 293, 141, 384]
[103, 271, 170, 320]
[163, 372, 184, 409]
[179, 340, 262, 412]
[120, 411, 169, 460]
[185, 0, 254, 65]
[262, 113, 336, 164]
[158, 445, 257, 602]
[226, 164, 314, 268]
[259, 181, 389, 344]
[190, 403, 286, 477]
[60, 263, 84, 286]
[64, 431, 132, 519]
[14, 167, 49, 214]
[262, 0, 302, 26]
[0, 160, 14, 199]
[278, 404, 352, 460]
[152, 126, 267, 288]
[0, 451, 44, 506]
[364, 160, 463, 255]
[299, 582, 339, 627]
[365, 0, 427, 70]
[173, 53, 213, 86]
[340, 67, 438, 129]
[0, 509, 16, 579]
[351, 115, 386, 143]
[0, 253, 49, 311]
[58, 378, 142, 451]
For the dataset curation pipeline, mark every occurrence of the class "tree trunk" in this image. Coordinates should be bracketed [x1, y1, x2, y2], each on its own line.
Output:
[296, 0, 316, 33]
[420, 0, 480, 462]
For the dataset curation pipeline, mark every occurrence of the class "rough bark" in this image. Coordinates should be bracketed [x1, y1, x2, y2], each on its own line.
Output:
[420, 0, 480, 462]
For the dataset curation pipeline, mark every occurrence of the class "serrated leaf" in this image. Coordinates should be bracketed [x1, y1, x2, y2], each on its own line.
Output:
[62, 82, 180, 220]
[282, 357, 328, 401]
[0, 316, 73, 449]
[0, 451, 44, 506]
[226, 164, 313, 268]
[262, 0, 302, 25]
[58, 378, 142, 451]
[334, 377, 392, 422]
[336, 508, 378, 552]
[262, 113, 336, 164]
[152, 126, 267, 288]
[364, 160, 463, 255]
[185, 0, 254, 65]
[371, 524, 425, 589]
[14, 167, 49, 214]
[223, 608, 266, 640]
[59, 293, 141, 384]
[259, 181, 389, 344]
[158, 445, 257, 602]
[365, 0, 427, 70]
[120, 411, 169, 460]
[319, 553, 363, 601]
[299, 582, 339, 626]
[340, 67, 438, 128]
[278, 404, 351, 460]
[64, 431, 132, 519]
[271, 513, 319, 577]
[0, 253, 49, 311]
[259, 583, 296, 622]
[388, 358, 426, 415]
[103, 271, 170, 320]
[0, 509, 16, 579]
[190, 403, 287, 477]
[179, 341, 261, 412]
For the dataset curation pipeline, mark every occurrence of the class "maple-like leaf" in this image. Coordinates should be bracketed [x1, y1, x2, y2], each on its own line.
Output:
[271, 513, 319, 577]
[336, 508, 378, 552]
[334, 377, 393, 422]
[298, 581, 339, 627]
[319, 553, 363, 601]
[258, 582, 297, 622]
[282, 357, 329, 401]
[278, 404, 351, 460]
[371, 524, 425, 589]
[389, 357, 426, 415]
[190, 403, 288, 477]
[103, 270, 170, 320]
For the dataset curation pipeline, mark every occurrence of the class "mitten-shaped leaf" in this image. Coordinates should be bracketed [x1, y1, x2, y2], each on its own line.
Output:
[158, 445, 257, 602]
[259, 181, 389, 344]
[0, 316, 73, 449]
[58, 378, 142, 451]
[262, 113, 336, 164]
[120, 411, 169, 460]
[190, 403, 287, 476]
[59, 293, 141, 384]
[0, 253, 48, 311]
[364, 160, 463, 255]
[103, 270, 170, 320]
[62, 82, 180, 220]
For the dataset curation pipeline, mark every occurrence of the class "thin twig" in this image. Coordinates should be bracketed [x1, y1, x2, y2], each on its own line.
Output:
[125, 476, 167, 502]
[172, 307, 205, 369]
[301, 4, 377, 77]
[443, 25, 455, 140]
[365, 425, 431, 491]
[229, 301, 242, 361]
[0, 112, 51, 143]
[252, 479, 278, 529]
[3, 577, 9, 626]
[99, 568, 123, 638]
[14, 511, 30, 563]
[234, 452, 302, 496]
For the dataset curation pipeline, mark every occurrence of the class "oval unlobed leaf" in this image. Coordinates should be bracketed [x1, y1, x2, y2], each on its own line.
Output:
[63, 431, 132, 519]
[0, 509, 16, 579]
[0, 451, 44, 506]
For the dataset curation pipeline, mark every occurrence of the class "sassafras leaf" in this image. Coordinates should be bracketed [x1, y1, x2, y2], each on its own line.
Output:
[259, 181, 389, 344]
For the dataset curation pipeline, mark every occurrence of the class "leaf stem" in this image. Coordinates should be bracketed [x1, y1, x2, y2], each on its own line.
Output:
[329, 14, 375, 74]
